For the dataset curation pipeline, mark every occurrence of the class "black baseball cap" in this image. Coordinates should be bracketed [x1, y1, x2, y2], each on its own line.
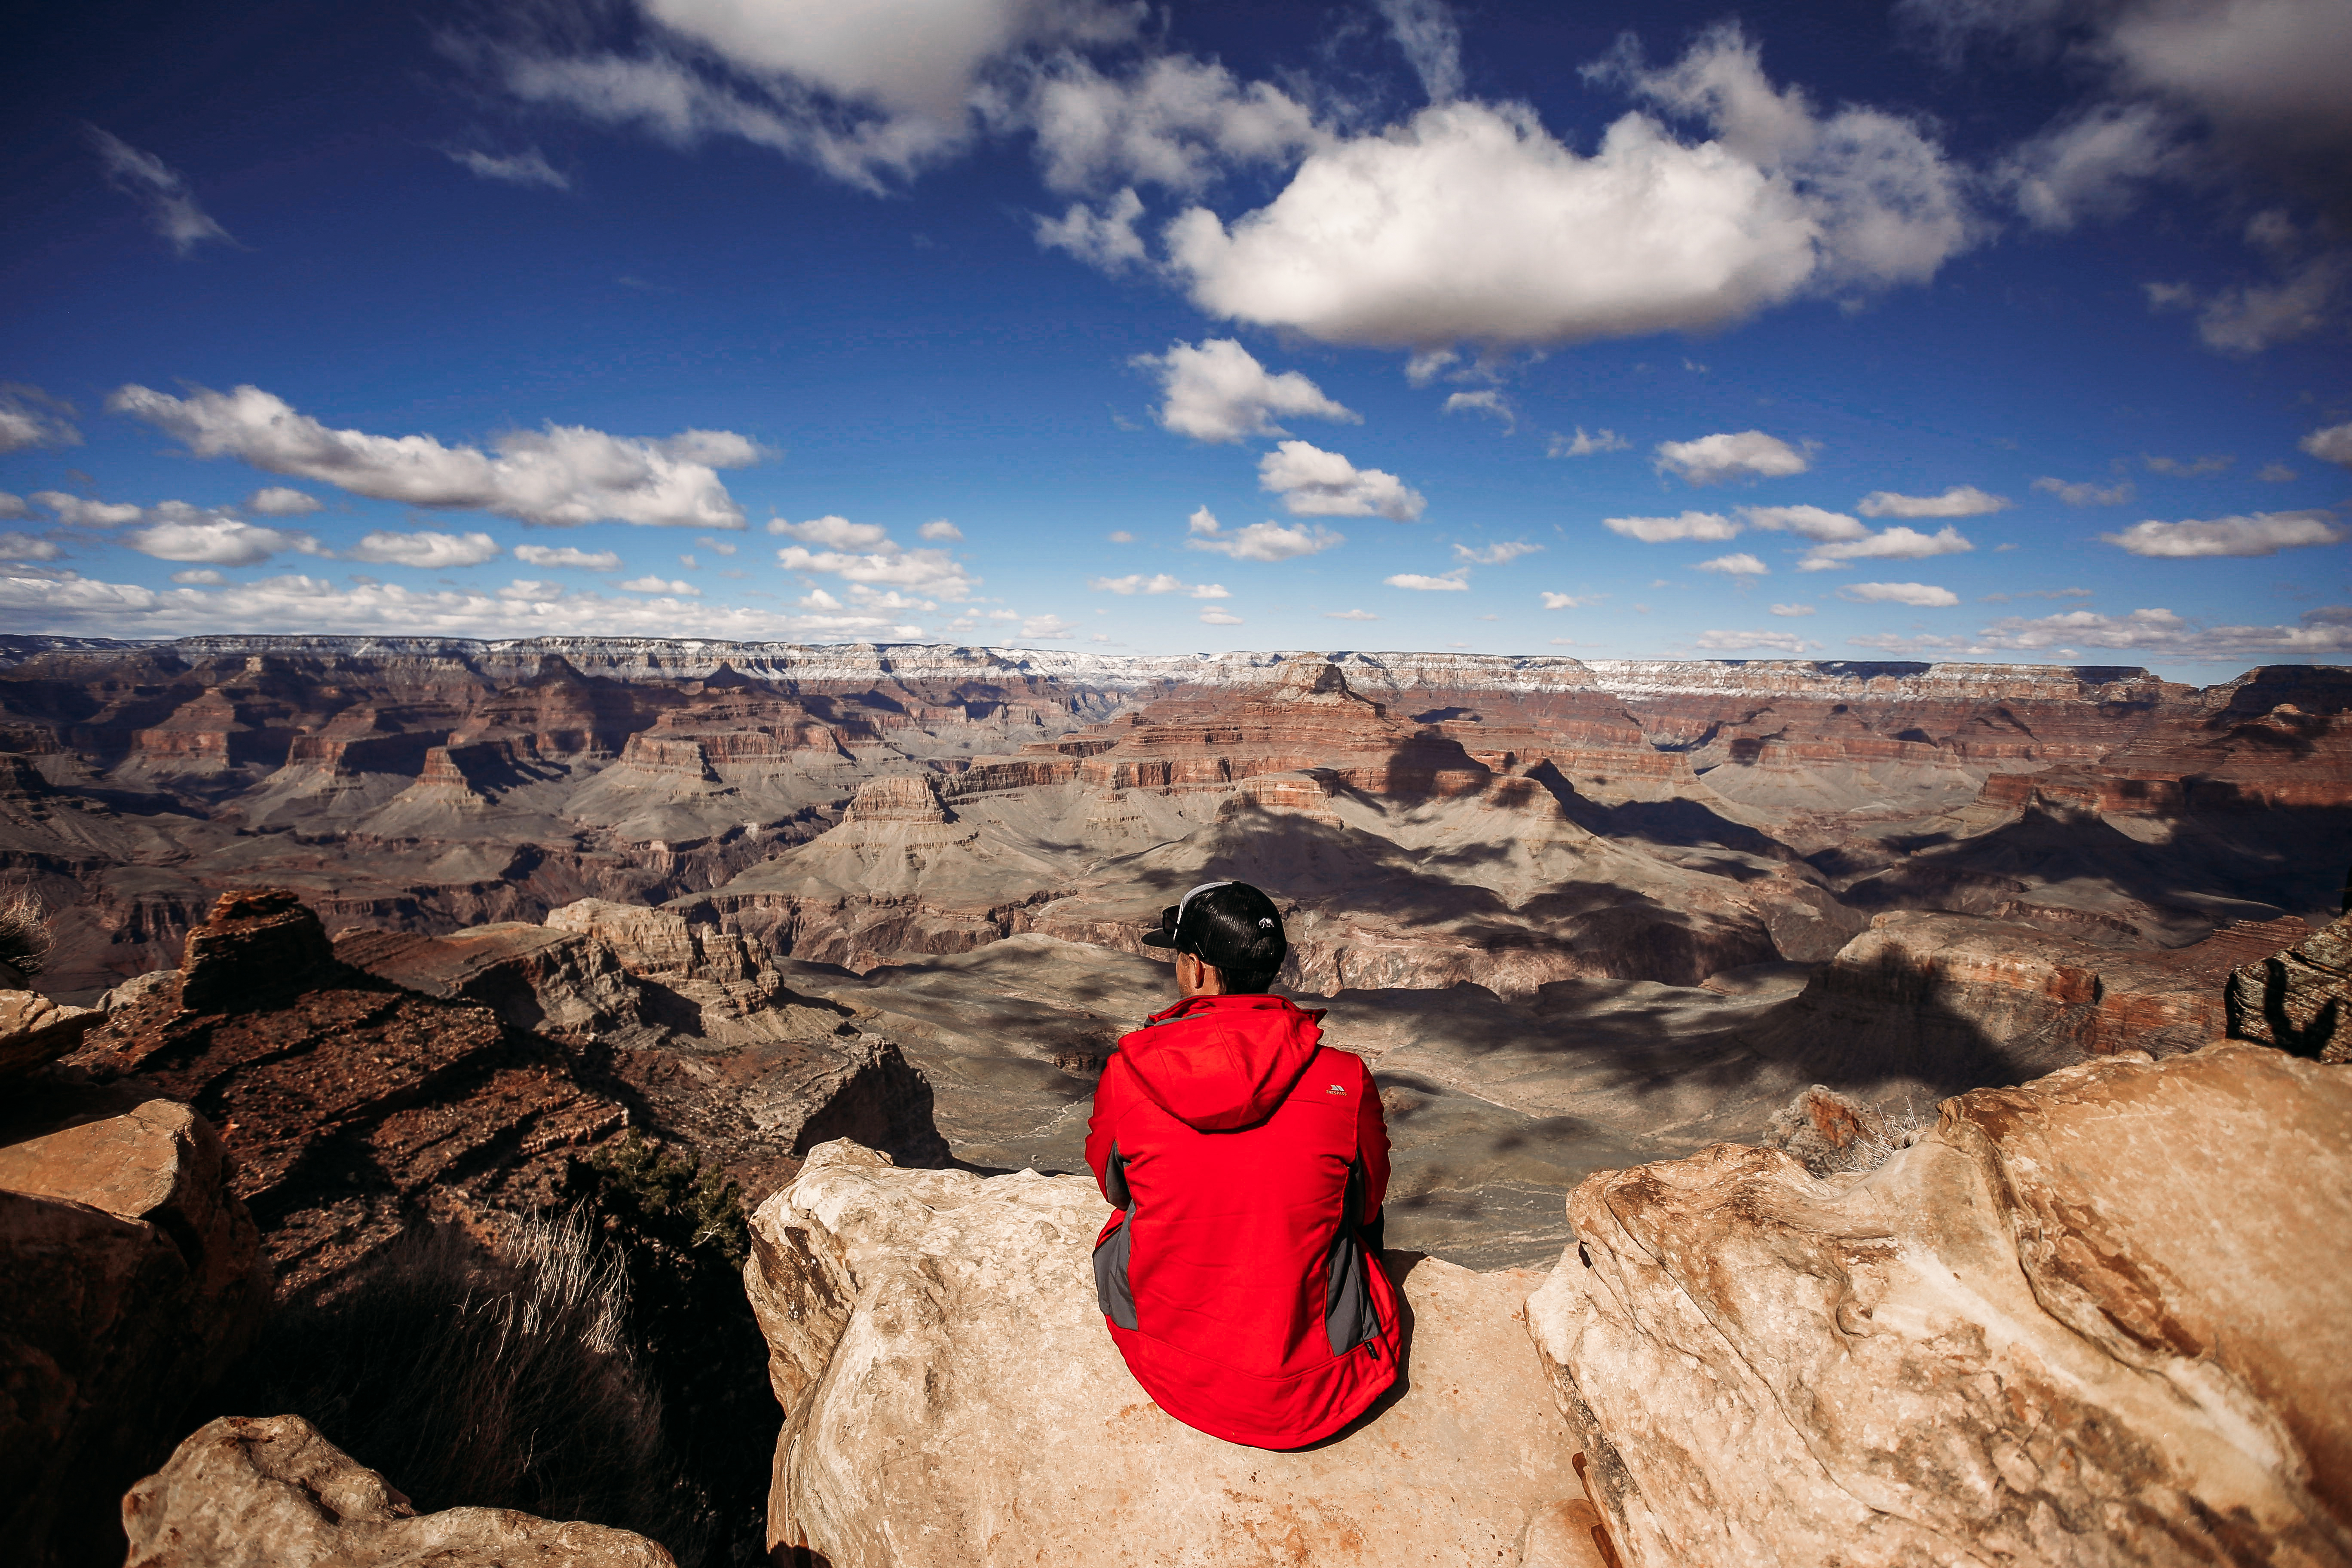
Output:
[1142, 880, 1287, 974]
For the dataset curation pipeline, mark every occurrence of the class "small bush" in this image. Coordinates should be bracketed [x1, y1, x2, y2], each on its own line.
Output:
[0, 888, 49, 978]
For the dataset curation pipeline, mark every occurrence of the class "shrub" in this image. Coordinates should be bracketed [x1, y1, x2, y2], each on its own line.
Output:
[0, 888, 49, 978]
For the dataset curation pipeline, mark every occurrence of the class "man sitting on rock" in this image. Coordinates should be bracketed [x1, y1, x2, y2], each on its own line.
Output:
[1085, 880, 1402, 1449]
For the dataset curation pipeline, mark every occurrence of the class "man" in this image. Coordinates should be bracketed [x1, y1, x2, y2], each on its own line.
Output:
[1084, 880, 1401, 1449]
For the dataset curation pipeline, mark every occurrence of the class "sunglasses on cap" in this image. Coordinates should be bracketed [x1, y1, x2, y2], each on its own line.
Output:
[1144, 880, 1235, 952]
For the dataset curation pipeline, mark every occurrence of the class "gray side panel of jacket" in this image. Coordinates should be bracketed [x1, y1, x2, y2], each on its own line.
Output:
[1093, 1143, 1139, 1330]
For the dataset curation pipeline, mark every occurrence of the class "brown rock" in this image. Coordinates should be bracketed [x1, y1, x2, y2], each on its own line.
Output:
[1528, 1044, 2352, 1567]
[744, 1139, 1602, 1567]
[122, 1414, 677, 1567]
[0, 989, 102, 1080]
[177, 887, 346, 1012]
[0, 1078, 267, 1568]
[2229, 911, 2352, 1061]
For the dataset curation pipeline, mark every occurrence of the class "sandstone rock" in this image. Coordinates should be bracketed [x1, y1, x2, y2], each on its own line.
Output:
[122, 1414, 677, 1567]
[0, 988, 102, 1079]
[1528, 1044, 2352, 1567]
[0, 1078, 267, 1567]
[744, 1139, 1602, 1567]
[178, 886, 347, 1012]
[2229, 911, 2352, 1062]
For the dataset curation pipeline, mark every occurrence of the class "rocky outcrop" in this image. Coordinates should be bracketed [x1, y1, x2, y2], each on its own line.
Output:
[0, 1075, 267, 1567]
[744, 1139, 1608, 1567]
[0, 988, 102, 1078]
[122, 1415, 676, 1567]
[68, 889, 630, 1294]
[1736, 910, 2310, 1098]
[2229, 911, 2352, 1061]
[1529, 1044, 2352, 1567]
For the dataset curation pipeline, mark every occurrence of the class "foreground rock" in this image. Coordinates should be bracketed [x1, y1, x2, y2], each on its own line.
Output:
[745, 1140, 1608, 1567]
[123, 1415, 676, 1567]
[0, 988, 102, 1078]
[1529, 1044, 2352, 1567]
[0, 1075, 267, 1567]
[2229, 910, 2352, 1062]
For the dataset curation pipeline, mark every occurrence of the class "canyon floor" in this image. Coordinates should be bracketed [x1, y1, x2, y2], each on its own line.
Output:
[4, 636, 2347, 1268]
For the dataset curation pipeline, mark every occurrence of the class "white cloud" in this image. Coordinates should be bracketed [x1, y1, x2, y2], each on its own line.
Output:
[0, 386, 82, 453]
[110, 383, 761, 529]
[1740, 504, 1868, 541]
[0, 494, 23, 521]
[1697, 552, 1770, 576]
[1198, 608, 1244, 625]
[1442, 389, 1514, 429]
[88, 127, 233, 253]
[2000, 101, 2187, 230]
[2256, 462, 2297, 483]
[1028, 52, 1323, 197]
[1454, 539, 1541, 565]
[1540, 591, 1602, 608]
[1967, 606, 2352, 661]
[619, 575, 700, 595]
[1088, 572, 1228, 597]
[123, 517, 323, 567]
[1386, 570, 1470, 591]
[918, 518, 963, 541]
[2100, 511, 2345, 557]
[2159, 254, 2349, 355]
[1603, 511, 1739, 543]
[32, 491, 146, 527]
[246, 486, 322, 515]
[0, 532, 61, 562]
[771, 514, 891, 548]
[1855, 485, 2011, 518]
[1133, 339, 1357, 444]
[2302, 422, 2352, 469]
[1257, 441, 1425, 521]
[1798, 524, 1974, 570]
[451, 147, 571, 189]
[1549, 427, 1629, 456]
[1769, 602, 1816, 616]
[1695, 628, 1820, 653]
[2143, 453, 2233, 477]
[2032, 475, 2134, 506]
[1035, 188, 1149, 268]
[777, 543, 977, 597]
[1107, 530, 1135, 543]
[1325, 608, 1379, 620]
[1840, 580, 1960, 606]
[1379, 0, 1465, 104]
[514, 543, 624, 570]
[697, 534, 739, 555]
[1167, 28, 1973, 349]
[1019, 612, 1080, 639]
[1183, 514, 1341, 561]
[344, 529, 504, 569]
[170, 569, 225, 585]
[1654, 430, 1810, 485]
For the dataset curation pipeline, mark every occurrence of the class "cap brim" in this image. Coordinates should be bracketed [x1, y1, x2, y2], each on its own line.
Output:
[1140, 929, 1177, 948]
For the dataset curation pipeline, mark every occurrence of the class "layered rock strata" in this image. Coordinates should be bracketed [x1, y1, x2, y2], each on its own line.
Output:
[744, 1139, 1608, 1567]
[67, 889, 631, 1293]
[2229, 912, 2352, 1062]
[123, 1415, 676, 1568]
[0, 1071, 267, 1567]
[1528, 1044, 2352, 1568]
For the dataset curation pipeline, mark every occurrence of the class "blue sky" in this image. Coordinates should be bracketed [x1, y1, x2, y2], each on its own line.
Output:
[3, 0, 2347, 679]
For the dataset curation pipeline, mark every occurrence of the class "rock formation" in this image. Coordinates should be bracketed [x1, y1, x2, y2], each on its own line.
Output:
[744, 1139, 1612, 1567]
[0, 1066, 267, 1566]
[122, 1415, 676, 1567]
[2228, 911, 2352, 1062]
[1528, 1044, 2352, 1567]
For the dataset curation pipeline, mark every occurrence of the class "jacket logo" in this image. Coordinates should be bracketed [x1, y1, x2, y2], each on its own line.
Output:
[1326, 1083, 1347, 1095]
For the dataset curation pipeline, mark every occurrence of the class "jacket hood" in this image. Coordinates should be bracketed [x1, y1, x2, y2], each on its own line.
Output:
[1119, 994, 1326, 1132]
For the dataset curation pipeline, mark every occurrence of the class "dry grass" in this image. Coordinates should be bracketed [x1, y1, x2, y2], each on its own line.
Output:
[0, 888, 49, 978]
[222, 1211, 714, 1562]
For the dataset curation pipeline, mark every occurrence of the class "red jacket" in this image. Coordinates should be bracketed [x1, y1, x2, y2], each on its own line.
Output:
[1084, 993, 1401, 1449]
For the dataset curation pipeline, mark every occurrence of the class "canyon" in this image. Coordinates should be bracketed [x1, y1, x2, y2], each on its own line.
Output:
[3, 635, 2346, 1269]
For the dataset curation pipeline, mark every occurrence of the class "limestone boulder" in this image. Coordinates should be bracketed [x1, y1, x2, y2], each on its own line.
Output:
[122, 1415, 676, 1567]
[1528, 1044, 2352, 1568]
[746, 1139, 1608, 1568]
[0, 988, 102, 1080]
[0, 1078, 268, 1567]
